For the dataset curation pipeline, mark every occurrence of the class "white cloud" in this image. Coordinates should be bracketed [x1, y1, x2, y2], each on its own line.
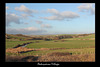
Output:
[41, 9, 79, 20]
[6, 13, 22, 26]
[24, 22, 29, 24]
[6, 27, 47, 34]
[41, 16, 60, 20]
[15, 5, 38, 14]
[41, 24, 52, 28]
[47, 9, 59, 14]
[60, 11, 79, 18]
[78, 3, 95, 15]
[21, 14, 34, 19]
[91, 8, 95, 15]
[35, 20, 43, 24]
[6, 6, 9, 9]
[24, 27, 39, 31]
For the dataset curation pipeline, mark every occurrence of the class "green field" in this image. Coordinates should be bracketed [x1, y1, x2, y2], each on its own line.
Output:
[6, 34, 95, 62]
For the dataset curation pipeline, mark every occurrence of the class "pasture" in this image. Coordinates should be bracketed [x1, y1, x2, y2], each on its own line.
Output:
[6, 34, 95, 62]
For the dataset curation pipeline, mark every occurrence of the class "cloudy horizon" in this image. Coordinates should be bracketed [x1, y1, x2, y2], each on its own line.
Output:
[6, 3, 95, 35]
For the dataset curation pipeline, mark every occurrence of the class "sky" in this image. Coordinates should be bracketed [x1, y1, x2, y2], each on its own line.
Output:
[6, 3, 95, 35]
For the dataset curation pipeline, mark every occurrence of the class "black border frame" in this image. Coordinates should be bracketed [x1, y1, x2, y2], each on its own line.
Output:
[0, 0, 97, 66]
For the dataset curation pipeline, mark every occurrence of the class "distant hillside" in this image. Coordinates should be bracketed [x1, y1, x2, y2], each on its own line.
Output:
[6, 33, 95, 41]
[5, 34, 32, 40]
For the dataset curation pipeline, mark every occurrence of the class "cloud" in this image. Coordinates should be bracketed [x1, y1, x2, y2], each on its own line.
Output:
[41, 24, 52, 28]
[6, 6, 9, 9]
[47, 9, 59, 14]
[35, 20, 43, 24]
[41, 16, 60, 20]
[24, 22, 29, 24]
[40, 9, 80, 20]
[6, 27, 47, 34]
[91, 8, 95, 15]
[6, 13, 22, 26]
[23, 27, 39, 31]
[21, 14, 34, 19]
[60, 11, 80, 18]
[15, 5, 38, 14]
[78, 3, 95, 15]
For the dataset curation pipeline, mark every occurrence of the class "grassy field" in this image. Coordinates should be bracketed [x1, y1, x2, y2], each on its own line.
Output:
[6, 34, 95, 62]
[25, 40, 94, 48]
